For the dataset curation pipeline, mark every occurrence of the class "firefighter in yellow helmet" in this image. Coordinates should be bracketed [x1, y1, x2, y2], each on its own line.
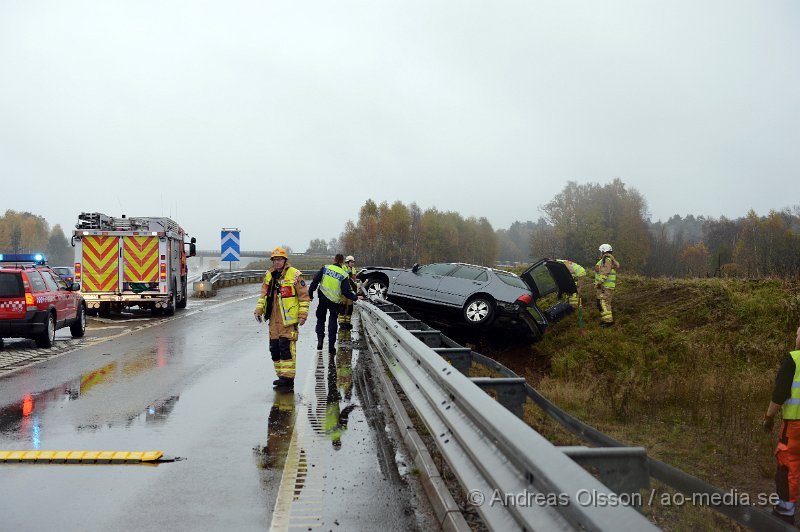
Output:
[594, 244, 619, 327]
[337, 255, 358, 331]
[253, 247, 310, 388]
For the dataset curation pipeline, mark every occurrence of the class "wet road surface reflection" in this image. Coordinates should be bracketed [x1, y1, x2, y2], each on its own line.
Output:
[0, 340, 185, 446]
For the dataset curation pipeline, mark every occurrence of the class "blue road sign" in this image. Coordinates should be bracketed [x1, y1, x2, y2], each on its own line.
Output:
[221, 229, 240, 262]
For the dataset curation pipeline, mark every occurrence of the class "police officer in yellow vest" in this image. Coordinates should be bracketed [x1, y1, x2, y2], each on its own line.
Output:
[594, 244, 619, 327]
[253, 247, 310, 388]
[309, 254, 360, 354]
[763, 325, 800, 524]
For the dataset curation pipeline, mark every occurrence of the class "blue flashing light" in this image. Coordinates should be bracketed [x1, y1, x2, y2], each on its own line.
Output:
[0, 253, 47, 264]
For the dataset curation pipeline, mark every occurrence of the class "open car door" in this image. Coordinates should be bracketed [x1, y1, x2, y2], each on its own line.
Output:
[519, 259, 578, 327]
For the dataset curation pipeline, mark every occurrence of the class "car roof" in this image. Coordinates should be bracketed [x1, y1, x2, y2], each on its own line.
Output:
[446, 262, 519, 277]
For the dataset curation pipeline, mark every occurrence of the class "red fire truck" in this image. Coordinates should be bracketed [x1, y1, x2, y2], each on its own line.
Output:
[72, 213, 196, 316]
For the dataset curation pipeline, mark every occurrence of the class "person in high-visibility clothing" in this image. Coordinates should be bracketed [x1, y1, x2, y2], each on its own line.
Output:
[763, 325, 800, 524]
[594, 244, 619, 327]
[253, 247, 310, 388]
[337, 255, 358, 331]
[309, 254, 360, 354]
[556, 259, 586, 308]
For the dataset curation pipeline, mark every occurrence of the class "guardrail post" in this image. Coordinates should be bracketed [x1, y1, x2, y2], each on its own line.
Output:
[433, 348, 472, 376]
[469, 377, 527, 419]
[560, 446, 650, 501]
[406, 329, 446, 348]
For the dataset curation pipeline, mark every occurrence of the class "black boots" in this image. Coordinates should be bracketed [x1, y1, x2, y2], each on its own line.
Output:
[317, 336, 324, 350]
[273, 377, 294, 388]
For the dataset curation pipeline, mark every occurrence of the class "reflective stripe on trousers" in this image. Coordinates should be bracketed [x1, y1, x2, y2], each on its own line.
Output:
[596, 287, 613, 323]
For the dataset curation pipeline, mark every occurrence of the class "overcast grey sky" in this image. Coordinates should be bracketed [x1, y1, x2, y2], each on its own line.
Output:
[1, 1, 798, 253]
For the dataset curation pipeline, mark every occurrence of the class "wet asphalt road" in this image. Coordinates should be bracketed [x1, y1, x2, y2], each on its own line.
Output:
[0, 285, 429, 531]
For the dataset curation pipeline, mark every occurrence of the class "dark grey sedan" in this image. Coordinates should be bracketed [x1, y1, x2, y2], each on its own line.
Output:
[356, 259, 577, 336]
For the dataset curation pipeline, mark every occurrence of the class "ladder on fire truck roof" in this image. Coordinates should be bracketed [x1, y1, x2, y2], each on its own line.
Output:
[77, 213, 181, 234]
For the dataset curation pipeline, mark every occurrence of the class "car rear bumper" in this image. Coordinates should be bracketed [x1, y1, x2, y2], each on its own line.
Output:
[0, 309, 49, 337]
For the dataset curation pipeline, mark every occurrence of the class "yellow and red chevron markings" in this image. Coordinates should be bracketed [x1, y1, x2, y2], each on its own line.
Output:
[123, 236, 158, 282]
[82, 236, 120, 292]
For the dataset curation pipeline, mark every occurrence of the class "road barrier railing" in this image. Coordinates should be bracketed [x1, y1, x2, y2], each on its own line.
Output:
[356, 297, 792, 532]
[193, 269, 318, 297]
[357, 298, 656, 531]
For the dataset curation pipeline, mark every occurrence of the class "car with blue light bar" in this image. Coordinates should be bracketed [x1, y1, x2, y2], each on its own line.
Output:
[0, 253, 86, 349]
[356, 259, 577, 338]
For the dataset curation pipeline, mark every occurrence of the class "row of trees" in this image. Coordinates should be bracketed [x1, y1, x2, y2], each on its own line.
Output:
[337, 200, 498, 267]
[645, 210, 800, 277]
[0, 210, 72, 265]
[496, 181, 800, 278]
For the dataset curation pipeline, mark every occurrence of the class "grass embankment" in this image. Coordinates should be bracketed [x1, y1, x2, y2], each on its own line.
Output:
[491, 276, 800, 529]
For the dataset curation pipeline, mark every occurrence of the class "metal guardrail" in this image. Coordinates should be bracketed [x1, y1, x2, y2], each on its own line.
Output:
[356, 298, 792, 532]
[357, 298, 656, 531]
[193, 269, 319, 296]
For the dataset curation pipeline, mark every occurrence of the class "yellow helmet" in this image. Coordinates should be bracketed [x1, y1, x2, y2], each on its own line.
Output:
[271, 247, 288, 260]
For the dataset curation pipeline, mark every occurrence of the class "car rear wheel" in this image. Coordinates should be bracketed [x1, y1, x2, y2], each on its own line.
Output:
[463, 297, 494, 326]
[35, 312, 56, 348]
[364, 278, 388, 298]
[70, 304, 86, 338]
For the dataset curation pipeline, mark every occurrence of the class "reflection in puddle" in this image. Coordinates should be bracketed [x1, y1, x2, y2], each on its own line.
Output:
[0, 337, 183, 445]
[325, 343, 356, 450]
[254, 389, 296, 471]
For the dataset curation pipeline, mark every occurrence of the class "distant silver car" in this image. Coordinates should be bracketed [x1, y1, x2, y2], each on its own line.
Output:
[356, 259, 577, 336]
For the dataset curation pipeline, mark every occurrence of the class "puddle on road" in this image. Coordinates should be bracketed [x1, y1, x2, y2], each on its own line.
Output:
[0, 339, 186, 447]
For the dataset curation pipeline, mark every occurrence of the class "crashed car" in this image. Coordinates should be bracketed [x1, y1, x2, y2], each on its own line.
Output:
[356, 259, 577, 337]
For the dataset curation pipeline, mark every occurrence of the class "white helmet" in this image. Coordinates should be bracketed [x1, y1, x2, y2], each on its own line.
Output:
[599, 243, 613, 253]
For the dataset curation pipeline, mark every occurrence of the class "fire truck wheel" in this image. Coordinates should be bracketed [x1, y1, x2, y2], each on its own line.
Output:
[177, 280, 187, 309]
[164, 284, 177, 316]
